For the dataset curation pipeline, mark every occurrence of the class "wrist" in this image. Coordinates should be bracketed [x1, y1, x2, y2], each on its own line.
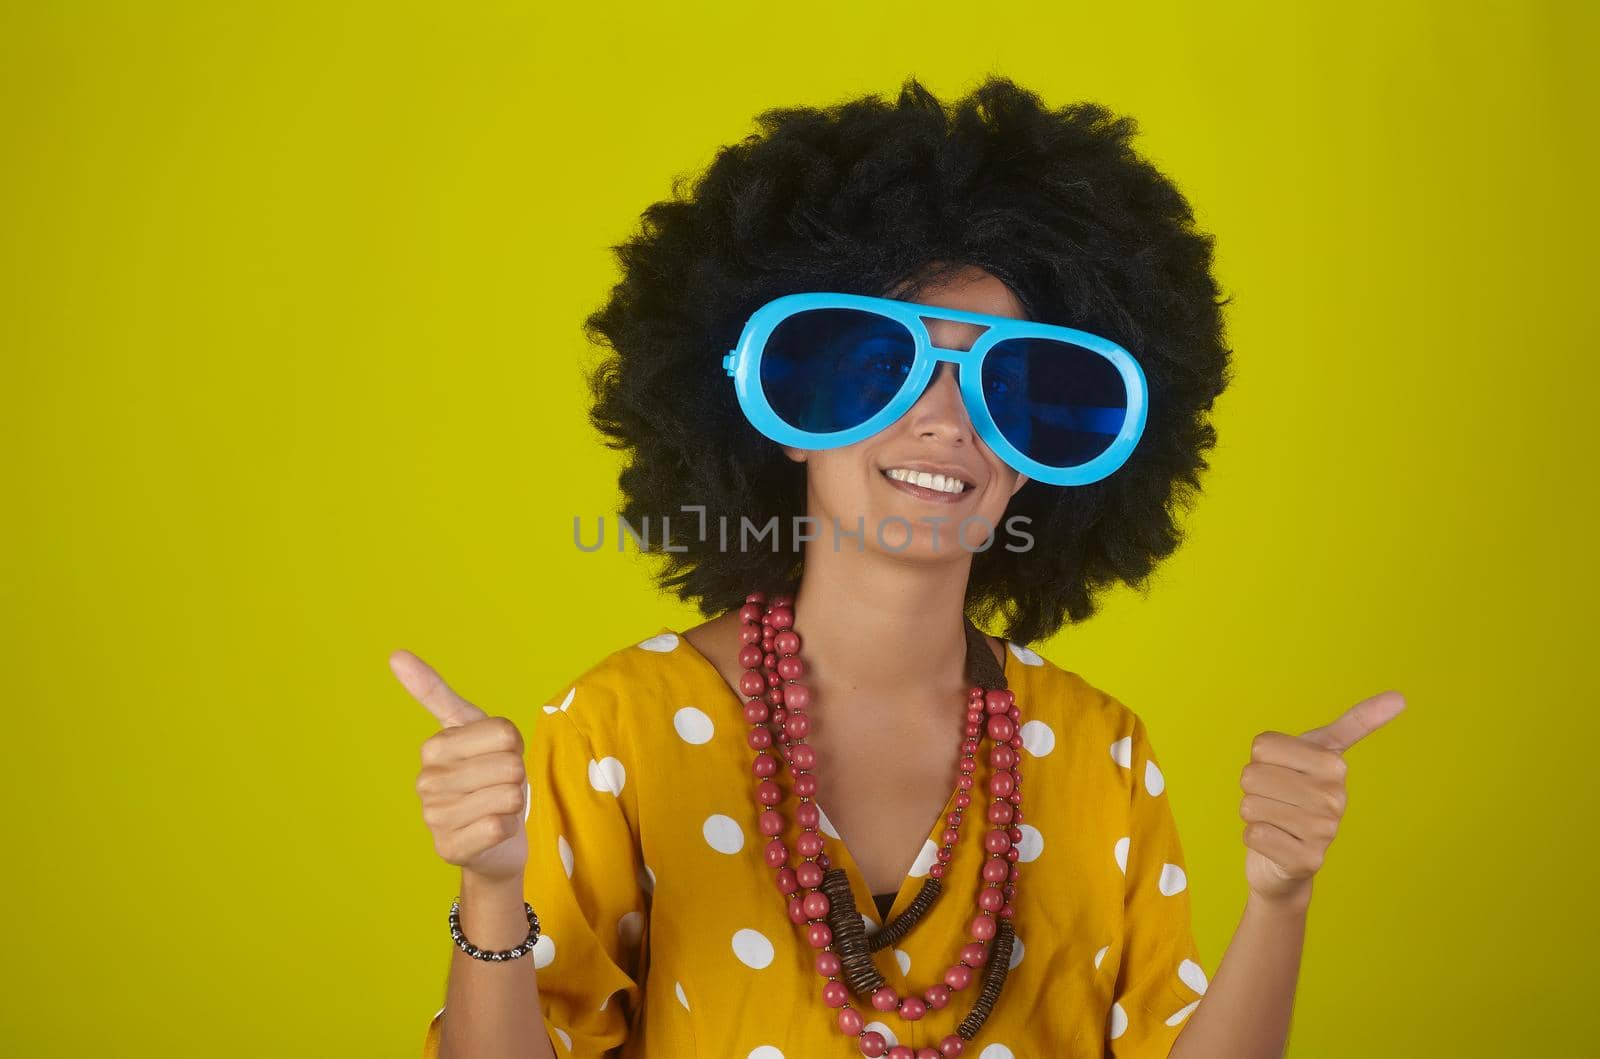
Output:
[454, 870, 534, 954]
[461, 868, 527, 902]
[1246, 884, 1313, 918]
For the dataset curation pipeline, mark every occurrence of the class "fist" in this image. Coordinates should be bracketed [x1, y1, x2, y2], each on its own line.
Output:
[391, 648, 530, 884]
[1239, 689, 1406, 909]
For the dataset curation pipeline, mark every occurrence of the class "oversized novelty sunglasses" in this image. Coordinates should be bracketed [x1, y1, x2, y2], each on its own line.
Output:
[722, 292, 1149, 486]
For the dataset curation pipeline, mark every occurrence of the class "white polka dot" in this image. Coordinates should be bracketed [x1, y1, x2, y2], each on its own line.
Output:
[523, 780, 532, 821]
[641, 863, 657, 894]
[673, 706, 715, 744]
[542, 687, 576, 714]
[732, 928, 774, 969]
[1145, 759, 1165, 796]
[599, 993, 608, 1011]
[1159, 862, 1188, 896]
[1108, 1001, 1129, 1040]
[1019, 719, 1056, 757]
[1016, 823, 1043, 863]
[703, 814, 745, 854]
[863, 1022, 897, 1048]
[747, 1047, 784, 1059]
[815, 802, 840, 838]
[1110, 735, 1132, 768]
[979, 1044, 1016, 1059]
[893, 948, 911, 975]
[675, 980, 690, 1010]
[1166, 999, 1202, 1025]
[860, 911, 877, 933]
[1006, 641, 1043, 666]
[1008, 933, 1024, 969]
[639, 632, 679, 652]
[552, 1026, 573, 1052]
[532, 933, 556, 969]
[618, 910, 644, 950]
[1179, 958, 1209, 995]
[907, 838, 939, 877]
[587, 756, 626, 796]
[557, 834, 573, 878]
[1114, 835, 1130, 874]
[1093, 944, 1109, 970]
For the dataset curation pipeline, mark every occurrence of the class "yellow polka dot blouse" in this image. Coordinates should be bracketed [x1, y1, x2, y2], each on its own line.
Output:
[422, 627, 1207, 1058]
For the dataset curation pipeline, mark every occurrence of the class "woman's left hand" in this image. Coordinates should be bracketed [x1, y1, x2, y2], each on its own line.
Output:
[1239, 689, 1407, 909]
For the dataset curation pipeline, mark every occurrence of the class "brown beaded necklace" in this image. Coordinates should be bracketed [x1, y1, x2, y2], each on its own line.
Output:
[736, 589, 1023, 1058]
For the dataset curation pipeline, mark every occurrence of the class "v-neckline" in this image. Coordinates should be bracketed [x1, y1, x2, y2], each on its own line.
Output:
[661, 623, 1019, 936]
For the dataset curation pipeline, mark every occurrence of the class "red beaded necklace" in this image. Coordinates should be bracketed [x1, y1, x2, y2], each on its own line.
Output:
[736, 589, 1023, 1058]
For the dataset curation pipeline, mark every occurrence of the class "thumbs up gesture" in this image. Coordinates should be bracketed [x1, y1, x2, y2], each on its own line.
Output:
[392, 649, 531, 884]
[1239, 689, 1407, 909]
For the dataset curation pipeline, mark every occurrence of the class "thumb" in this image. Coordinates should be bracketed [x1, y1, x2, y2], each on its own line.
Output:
[1298, 689, 1407, 753]
[389, 649, 489, 728]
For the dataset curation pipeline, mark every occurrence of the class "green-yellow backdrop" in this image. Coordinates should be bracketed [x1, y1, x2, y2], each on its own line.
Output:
[4, 2, 1594, 1056]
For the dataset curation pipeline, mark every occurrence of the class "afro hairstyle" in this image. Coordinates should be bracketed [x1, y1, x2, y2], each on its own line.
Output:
[582, 74, 1235, 646]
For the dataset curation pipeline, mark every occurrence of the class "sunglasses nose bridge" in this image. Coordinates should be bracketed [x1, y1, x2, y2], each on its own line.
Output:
[917, 344, 987, 394]
[924, 343, 985, 372]
[904, 355, 982, 442]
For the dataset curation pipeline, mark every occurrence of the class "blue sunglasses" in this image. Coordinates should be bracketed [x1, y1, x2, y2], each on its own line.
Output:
[722, 292, 1149, 486]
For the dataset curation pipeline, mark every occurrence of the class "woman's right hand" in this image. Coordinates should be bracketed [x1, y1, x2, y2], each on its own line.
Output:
[391, 649, 530, 884]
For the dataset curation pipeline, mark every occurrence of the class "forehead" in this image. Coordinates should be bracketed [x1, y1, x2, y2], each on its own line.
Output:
[886, 264, 1028, 321]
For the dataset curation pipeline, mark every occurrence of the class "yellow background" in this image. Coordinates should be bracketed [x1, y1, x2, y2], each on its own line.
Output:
[3, 2, 1594, 1055]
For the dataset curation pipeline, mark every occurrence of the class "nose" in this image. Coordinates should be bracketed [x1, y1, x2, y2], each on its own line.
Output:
[904, 361, 972, 445]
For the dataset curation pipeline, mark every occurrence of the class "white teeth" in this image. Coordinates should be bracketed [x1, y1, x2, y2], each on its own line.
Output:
[884, 468, 967, 494]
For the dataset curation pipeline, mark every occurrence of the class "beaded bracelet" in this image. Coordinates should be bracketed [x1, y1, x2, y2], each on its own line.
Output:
[448, 896, 542, 962]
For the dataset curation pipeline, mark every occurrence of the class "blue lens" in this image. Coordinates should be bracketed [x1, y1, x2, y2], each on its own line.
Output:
[982, 337, 1129, 468]
[760, 308, 917, 434]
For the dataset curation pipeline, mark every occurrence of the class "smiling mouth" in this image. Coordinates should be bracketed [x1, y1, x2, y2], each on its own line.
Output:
[880, 467, 973, 496]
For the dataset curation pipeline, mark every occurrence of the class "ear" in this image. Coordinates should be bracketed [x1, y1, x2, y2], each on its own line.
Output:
[782, 445, 809, 464]
[1009, 472, 1030, 496]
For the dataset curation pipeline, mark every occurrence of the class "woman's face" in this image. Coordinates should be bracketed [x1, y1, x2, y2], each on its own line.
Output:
[783, 264, 1032, 561]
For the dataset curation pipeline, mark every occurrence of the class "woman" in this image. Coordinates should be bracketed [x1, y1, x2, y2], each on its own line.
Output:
[396, 76, 1401, 1059]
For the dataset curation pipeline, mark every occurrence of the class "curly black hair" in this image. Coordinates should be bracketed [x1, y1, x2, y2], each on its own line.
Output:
[581, 74, 1234, 646]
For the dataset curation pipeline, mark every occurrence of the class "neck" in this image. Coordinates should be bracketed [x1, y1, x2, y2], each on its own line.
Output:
[784, 539, 978, 717]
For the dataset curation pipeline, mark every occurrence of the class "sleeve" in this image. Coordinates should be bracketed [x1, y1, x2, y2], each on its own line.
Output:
[1106, 711, 1209, 1058]
[423, 691, 649, 1058]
